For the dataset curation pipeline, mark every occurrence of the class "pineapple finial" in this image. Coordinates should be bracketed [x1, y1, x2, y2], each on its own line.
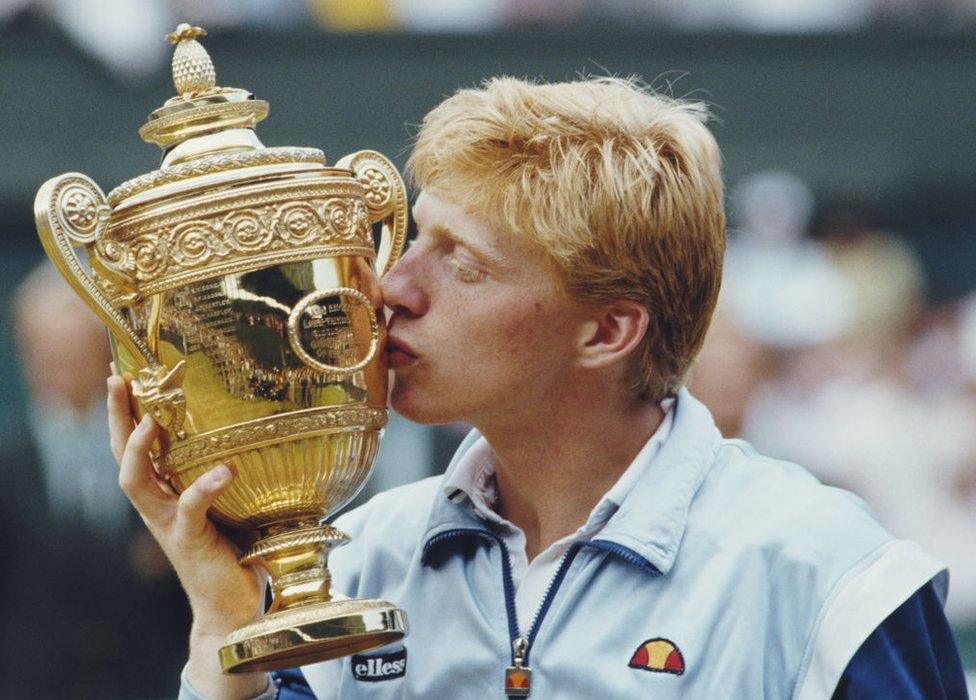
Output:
[165, 23, 216, 97]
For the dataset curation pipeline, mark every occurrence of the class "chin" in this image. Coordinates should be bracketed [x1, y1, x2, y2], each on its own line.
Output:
[389, 378, 462, 425]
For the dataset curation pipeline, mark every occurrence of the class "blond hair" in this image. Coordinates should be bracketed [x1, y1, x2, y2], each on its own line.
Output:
[407, 76, 725, 400]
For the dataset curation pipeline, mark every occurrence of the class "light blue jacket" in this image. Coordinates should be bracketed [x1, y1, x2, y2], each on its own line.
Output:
[185, 389, 946, 698]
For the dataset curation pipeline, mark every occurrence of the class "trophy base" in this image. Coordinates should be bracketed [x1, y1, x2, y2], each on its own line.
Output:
[219, 598, 407, 674]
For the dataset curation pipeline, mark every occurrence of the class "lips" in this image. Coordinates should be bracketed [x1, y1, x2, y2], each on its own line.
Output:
[385, 335, 419, 369]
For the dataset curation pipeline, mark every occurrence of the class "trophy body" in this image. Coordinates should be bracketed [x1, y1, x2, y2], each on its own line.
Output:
[33, 25, 407, 673]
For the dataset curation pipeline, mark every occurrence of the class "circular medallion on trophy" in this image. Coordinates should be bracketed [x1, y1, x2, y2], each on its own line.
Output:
[288, 287, 379, 374]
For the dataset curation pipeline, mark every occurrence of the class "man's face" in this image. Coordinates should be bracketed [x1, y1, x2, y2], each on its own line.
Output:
[381, 191, 587, 426]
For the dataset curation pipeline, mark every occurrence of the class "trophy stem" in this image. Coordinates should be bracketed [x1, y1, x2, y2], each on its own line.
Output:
[219, 520, 407, 674]
[243, 519, 347, 613]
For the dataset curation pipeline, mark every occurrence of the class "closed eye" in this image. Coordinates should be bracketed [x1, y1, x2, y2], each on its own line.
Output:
[449, 257, 488, 283]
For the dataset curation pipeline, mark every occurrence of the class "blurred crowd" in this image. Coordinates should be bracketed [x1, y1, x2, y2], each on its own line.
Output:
[690, 171, 976, 627]
[1, 0, 975, 79]
[0, 265, 191, 697]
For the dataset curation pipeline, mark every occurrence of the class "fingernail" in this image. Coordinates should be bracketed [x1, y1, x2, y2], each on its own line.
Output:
[139, 414, 154, 430]
[210, 465, 232, 484]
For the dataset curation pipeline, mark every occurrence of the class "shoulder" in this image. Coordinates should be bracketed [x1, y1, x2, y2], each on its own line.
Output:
[685, 439, 946, 697]
[691, 438, 893, 567]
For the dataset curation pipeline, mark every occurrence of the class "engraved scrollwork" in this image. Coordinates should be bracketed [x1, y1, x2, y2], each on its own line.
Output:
[118, 182, 363, 238]
[273, 201, 321, 245]
[224, 209, 273, 252]
[94, 237, 136, 276]
[170, 221, 225, 266]
[335, 150, 408, 277]
[321, 198, 356, 241]
[321, 198, 370, 243]
[132, 234, 170, 279]
[91, 188, 376, 293]
[97, 237, 131, 266]
[352, 199, 372, 245]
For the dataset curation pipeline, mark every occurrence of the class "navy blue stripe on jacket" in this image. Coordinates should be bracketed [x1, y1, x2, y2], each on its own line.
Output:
[833, 581, 968, 699]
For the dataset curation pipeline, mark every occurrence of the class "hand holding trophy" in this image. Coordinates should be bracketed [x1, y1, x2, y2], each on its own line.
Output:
[35, 24, 408, 674]
[105, 378, 271, 698]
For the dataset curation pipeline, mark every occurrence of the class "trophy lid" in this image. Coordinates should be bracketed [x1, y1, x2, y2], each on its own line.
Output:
[107, 24, 327, 208]
[138, 24, 269, 151]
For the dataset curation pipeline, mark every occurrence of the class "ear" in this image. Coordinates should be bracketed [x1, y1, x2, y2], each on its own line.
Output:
[576, 300, 649, 370]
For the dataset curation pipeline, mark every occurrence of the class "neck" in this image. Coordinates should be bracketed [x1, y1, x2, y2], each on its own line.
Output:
[476, 384, 664, 561]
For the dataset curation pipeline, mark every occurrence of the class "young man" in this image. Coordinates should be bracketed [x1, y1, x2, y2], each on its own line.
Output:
[109, 77, 966, 699]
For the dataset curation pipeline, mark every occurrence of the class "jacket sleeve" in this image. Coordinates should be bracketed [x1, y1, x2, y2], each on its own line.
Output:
[832, 580, 968, 699]
[176, 666, 277, 700]
[273, 668, 316, 698]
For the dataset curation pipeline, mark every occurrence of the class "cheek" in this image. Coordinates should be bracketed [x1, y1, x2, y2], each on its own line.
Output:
[482, 300, 573, 369]
[516, 297, 570, 340]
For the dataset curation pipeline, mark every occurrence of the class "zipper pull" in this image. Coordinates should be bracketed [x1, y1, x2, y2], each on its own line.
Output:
[504, 636, 532, 696]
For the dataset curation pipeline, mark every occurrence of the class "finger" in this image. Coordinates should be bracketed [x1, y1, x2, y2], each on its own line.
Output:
[118, 414, 170, 518]
[174, 464, 234, 542]
[106, 375, 134, 464]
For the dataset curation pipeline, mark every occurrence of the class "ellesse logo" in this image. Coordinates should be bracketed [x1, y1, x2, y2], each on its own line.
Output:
[351, 648, 407, 682]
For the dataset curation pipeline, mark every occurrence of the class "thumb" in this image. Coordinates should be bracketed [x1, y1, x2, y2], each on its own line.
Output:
[174, 464, 234, 542]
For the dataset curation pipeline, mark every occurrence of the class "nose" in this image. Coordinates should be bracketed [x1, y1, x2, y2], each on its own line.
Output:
[380, 245, 429, 319]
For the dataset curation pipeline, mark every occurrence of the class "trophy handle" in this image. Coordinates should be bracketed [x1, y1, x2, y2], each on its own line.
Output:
[34, 173, 188, 439]
[33, 173, 155, 367]
[335, 150, 408, 277]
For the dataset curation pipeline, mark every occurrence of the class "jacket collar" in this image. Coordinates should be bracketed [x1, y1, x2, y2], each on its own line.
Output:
[421, 388, 721, 576]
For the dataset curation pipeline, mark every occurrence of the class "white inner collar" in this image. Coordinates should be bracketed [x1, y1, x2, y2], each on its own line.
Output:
[443, 398, 676, 539]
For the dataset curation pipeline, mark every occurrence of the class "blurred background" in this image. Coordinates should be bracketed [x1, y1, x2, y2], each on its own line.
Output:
[0, 0, 974, 697]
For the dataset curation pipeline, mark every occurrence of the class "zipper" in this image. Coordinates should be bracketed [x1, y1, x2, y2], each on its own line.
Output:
[502, 541, 585, 696]
[426, 529, 625, 696]
[585, 538, 661, 577]
[522, 541, 584, 664]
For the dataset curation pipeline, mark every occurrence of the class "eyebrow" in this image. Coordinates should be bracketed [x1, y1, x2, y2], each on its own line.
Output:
[428, 224, 508, 269]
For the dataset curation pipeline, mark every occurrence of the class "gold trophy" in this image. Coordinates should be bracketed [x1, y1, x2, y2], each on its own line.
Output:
[33, 24, 408, 673]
